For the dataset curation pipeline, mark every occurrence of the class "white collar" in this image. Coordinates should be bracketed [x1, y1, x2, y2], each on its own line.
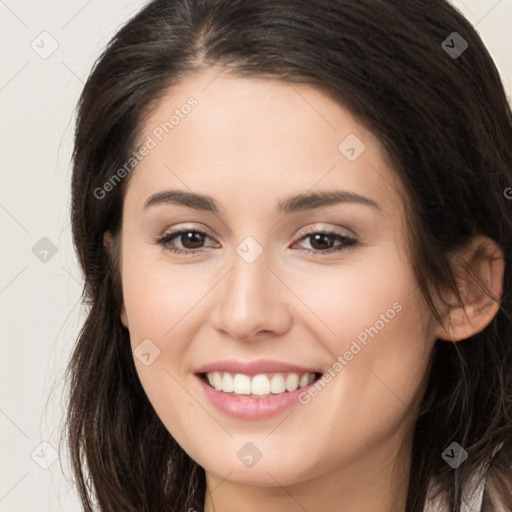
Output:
[423, 441, 504, 512]
[423, 464, 486, 512]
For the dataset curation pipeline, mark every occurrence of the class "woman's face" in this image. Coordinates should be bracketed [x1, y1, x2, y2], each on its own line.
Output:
[118, 68, 439, 488]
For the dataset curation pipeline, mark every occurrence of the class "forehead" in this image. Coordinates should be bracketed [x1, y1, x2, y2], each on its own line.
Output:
[125, 69, 404, 217]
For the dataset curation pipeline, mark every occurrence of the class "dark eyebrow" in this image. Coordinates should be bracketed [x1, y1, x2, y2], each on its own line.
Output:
[279, 190, 381, 213]
[144, 190, 219, 212]
[143, 189, 380, 213]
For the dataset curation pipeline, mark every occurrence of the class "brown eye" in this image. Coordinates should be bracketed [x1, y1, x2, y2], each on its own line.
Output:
[295, 231, 358, 254]
[309, 233, 337, 251]
[157, 230, 215, 254]
[178, 231, 206, 249]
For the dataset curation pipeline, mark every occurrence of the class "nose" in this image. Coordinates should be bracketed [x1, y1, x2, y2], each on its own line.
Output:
[211, 246, 293, 341]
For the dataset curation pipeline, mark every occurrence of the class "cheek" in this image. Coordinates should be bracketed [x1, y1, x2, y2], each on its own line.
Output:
[121, 251, 208, 344]
[313, 296, 433, 474]
[289, 250, 419, 350]
[289, 254, 434, 426]
[120, 253, 209, 445]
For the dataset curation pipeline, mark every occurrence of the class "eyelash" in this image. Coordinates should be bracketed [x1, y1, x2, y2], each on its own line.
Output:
[154, 228, 359, 255]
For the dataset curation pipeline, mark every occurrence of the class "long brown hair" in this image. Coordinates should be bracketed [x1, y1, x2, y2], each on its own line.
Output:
[66, 1, 512, 510]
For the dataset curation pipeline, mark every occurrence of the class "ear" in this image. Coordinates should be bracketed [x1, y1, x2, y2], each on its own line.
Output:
[103, 231, 128, 328]
[436, 235, 504, 342]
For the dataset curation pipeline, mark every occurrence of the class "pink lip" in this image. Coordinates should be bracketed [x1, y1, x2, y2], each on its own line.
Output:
[195, 374, 319, 420]
[194, 358, 320, 375]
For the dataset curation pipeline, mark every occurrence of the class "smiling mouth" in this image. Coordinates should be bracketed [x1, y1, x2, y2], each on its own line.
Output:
[199, 371, 323, 398]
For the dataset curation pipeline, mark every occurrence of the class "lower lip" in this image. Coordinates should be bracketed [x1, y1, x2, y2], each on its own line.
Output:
[196, 375, 317, 420]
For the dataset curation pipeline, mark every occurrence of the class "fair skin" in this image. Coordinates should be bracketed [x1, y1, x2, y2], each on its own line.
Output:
[108, 68, 503, 512]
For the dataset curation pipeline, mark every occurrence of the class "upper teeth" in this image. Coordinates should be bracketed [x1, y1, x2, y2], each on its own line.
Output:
[206, 371, 316, 396]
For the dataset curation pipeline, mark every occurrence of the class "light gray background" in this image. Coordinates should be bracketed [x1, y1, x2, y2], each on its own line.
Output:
[1, 1, 511, 510]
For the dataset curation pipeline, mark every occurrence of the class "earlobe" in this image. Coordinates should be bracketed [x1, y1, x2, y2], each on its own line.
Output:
[103, 231, 111, 251]
[120, 304, 128, 328]
[436, 235, 504, 342]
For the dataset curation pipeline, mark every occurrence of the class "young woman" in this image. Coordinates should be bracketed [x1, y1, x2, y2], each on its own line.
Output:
[65, 1, 512, 511]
